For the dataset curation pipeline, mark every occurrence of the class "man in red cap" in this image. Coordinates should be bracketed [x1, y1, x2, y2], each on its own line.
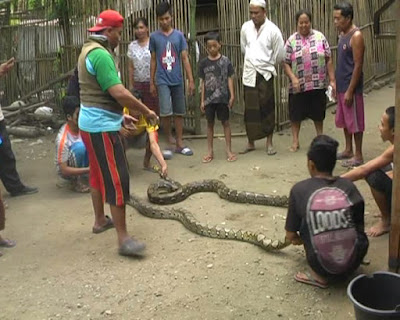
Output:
[77, 10, 158, 257]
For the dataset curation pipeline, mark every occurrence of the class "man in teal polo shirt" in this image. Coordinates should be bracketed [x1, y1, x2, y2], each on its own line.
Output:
[78, 10, 158, 257]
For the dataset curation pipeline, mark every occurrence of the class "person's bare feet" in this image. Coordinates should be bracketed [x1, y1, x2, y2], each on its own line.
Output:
[367, 219, 390, 237]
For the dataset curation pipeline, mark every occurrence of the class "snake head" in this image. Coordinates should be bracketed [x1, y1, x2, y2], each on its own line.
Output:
[156, 179, 180, 194]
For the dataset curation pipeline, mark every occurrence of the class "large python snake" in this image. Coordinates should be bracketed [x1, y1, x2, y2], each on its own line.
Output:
[127, 178, 291, 251]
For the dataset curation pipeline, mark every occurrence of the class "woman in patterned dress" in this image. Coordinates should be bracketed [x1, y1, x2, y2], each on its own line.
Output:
[127, 18, 159, 115]
[283, 9, 336, 152]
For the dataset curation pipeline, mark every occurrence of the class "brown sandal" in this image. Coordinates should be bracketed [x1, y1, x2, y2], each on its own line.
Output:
[92, 216, 114, 234]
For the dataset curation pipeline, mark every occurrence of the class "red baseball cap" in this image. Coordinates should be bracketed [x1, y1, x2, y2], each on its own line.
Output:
[88, 10, 124, 32]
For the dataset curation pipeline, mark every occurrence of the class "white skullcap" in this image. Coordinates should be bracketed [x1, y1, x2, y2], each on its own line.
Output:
[249, 0, 266, 8]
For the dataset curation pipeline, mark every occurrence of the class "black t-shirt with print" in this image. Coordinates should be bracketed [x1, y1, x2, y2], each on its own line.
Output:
[286, 177, 369, 276]
[198, 55, 234, 106]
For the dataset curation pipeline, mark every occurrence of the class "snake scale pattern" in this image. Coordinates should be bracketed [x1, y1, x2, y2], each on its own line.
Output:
[127, 179, 291, 251]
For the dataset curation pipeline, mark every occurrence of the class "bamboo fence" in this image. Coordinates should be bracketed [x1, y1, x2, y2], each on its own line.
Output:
[0, 0, 397, 133]
[218, 0, 397, 128]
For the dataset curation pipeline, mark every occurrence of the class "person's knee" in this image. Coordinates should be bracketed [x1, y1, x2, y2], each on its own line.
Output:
[71, 142, 87, 158]
[365, 170, 382, 188]
[70, 142, 88, 167]
[221, 120, 230, 127]
[207, 120, 215, 127]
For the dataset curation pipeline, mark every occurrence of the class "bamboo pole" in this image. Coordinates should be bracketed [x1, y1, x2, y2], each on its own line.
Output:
[189, 0, 201, 134]
[388, 0, 400, 273]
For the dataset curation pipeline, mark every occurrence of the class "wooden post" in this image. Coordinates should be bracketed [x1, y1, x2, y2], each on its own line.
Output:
[189, 0, 201, 135]
[388, 0, 400, 272]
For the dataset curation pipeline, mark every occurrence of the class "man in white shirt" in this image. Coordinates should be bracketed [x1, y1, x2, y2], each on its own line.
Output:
[0, 58, 38, 197]
[240, 0, 285, 155]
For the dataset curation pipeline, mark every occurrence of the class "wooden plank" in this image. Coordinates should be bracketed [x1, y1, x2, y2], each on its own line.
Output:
[388, 0, 400, 272]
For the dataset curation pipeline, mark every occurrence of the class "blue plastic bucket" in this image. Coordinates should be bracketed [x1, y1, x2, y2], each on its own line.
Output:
[347, 271, 400, 320]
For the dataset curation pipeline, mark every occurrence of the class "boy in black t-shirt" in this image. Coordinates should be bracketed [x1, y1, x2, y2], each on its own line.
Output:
[285, 135, 368, 288]
[198, 32, 236, 163]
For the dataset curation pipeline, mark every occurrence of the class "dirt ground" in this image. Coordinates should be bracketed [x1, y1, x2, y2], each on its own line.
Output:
[0, 85, 396, 320]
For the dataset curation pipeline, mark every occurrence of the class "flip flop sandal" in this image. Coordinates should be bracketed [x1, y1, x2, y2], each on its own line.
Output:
[0, 239, 16, 248]
[73, 182, 90, 193]
[202, 155, 213, 163]
[239, 148, 255, 154]
[119, 238, 146, 257]
[92, 215, 114, 234]
[175, 147, 193, 156]
[341, 159, 364, 168]
[227, 155, 237, 162]
[267, 147, 277, 156]
[162, 149, 173, 160]
[294, 271, 328, 289]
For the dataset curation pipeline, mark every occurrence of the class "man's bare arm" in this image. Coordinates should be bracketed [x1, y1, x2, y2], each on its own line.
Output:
[150, 52, 157, 97]
[181, 50, 195, 95]
[342, 145, 394, 181]
[344, 31, 364, 107]
[59, 162, 89, 177]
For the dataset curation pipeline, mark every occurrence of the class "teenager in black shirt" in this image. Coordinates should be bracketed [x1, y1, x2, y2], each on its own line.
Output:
[285, 135, 368, 288]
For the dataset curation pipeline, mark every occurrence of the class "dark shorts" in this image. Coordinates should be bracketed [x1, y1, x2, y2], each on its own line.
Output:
[205, 103, 229, 123]
[366, 167, 393, 214]
[289, 89, 326, 122]
[80, 130, 130, 206]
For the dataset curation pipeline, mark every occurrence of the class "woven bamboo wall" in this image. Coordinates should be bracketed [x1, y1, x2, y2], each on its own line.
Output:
[0, 0, 397, 132]
[218, 0, 397, 128]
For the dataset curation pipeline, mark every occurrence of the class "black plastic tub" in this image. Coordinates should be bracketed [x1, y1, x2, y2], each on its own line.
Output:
[347, 271, 400, 320]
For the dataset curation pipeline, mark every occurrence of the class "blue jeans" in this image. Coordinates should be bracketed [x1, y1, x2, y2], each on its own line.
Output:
[61, 141, 88, 180]
[157, 84, 186, 117]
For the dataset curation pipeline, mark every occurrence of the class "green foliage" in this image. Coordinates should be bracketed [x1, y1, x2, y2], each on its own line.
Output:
[47, 0, 69, 21]
[53, 47, 64, 75]
[28, 0, 43, 10]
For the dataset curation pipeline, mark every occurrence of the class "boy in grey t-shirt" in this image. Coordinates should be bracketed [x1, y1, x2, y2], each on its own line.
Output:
[198, 32, 236, 163]
[149, 1, 195, 156]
